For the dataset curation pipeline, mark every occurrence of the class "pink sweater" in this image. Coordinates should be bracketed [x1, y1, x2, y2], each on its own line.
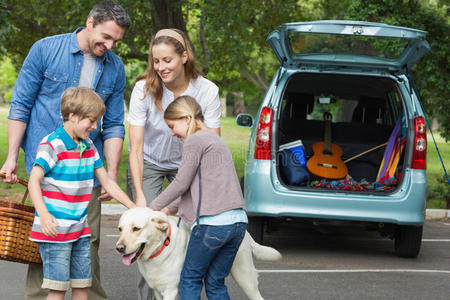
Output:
[150, 130, 245, 225]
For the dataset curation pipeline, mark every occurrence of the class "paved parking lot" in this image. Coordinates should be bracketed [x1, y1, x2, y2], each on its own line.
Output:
[1, 215, 449, 299]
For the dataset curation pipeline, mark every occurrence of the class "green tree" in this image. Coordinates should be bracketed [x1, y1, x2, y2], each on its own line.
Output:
[0, 0, 311, 107]
[0, 56, 17, 103]
[188, 0, 310, 106]
[345, 0, 450, 140]
[0, 1, 153, 64]
[0, 0, 182, 105]
[0, 0, 447, 138]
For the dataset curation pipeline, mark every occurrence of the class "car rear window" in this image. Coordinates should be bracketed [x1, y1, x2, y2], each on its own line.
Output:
[288, 32, 409, 60]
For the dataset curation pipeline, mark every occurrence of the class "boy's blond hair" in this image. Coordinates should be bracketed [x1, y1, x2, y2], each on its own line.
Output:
[61, 87, 106, 121]
[164, 95, 204, 137]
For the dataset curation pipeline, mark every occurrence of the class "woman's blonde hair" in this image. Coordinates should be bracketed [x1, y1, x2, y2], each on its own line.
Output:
[136, 28, 203, 111]
[60, 87, 105, 121]
[164, 96, 204, 137]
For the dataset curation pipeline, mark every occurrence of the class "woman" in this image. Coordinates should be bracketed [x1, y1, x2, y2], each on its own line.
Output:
[127, 28, 221, 300]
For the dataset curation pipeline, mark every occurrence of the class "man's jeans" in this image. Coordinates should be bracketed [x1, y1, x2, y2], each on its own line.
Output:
[180, 223, 247, 300]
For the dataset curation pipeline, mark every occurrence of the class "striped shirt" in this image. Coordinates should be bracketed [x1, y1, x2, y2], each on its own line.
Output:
[29, 126, 103, 243]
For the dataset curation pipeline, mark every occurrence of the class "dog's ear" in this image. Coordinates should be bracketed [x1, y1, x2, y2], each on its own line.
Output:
[152, 217, 169, 232]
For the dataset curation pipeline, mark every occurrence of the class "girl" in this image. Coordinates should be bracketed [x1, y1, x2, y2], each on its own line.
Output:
[127, 29, 221, 299]
[149, 96, 248, 300]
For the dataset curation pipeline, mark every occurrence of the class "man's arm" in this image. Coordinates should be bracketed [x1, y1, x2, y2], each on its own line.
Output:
[95, 166, 135, 209]
[2, 41, 44, 183]
[97, 61, 126, 201]
[97, 137, 123, 201]
[103, 137, 123, 182]
[1, 120, 27, 183]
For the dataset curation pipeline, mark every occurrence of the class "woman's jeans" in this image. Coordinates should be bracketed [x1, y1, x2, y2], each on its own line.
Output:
[180, 223, 247, 300]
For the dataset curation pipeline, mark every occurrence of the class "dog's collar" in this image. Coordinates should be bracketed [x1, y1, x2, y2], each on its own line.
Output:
[148, 223, 172, 260]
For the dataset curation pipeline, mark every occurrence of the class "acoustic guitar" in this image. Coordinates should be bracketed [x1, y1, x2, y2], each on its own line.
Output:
[306, 112, 348, 179]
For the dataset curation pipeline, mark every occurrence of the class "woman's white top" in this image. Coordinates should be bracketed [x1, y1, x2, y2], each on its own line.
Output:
[128, 76, 221, 169]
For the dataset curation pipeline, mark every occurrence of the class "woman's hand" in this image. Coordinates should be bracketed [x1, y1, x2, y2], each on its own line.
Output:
[136, 195, 147, 207]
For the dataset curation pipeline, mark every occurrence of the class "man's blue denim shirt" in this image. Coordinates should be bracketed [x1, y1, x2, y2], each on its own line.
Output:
[9, 28, 126, 186]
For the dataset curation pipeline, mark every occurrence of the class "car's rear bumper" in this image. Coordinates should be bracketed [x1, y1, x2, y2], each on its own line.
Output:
[244, 161, 427, 225]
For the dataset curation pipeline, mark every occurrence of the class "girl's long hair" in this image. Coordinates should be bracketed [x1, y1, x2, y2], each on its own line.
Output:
[164, 96, 204, 137]
[136, 29, 203, 111]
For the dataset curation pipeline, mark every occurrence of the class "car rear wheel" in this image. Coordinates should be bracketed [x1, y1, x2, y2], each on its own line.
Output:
[394, 225, 423, 258]
[248, 216, 264, 244]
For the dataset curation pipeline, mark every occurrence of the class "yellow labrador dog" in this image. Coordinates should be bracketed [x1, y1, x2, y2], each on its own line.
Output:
[116, 207, 282, 300]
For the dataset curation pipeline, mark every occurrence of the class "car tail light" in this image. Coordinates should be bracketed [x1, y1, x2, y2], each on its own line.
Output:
[254, 107, 273, 160]
[411, 116, 427, 169]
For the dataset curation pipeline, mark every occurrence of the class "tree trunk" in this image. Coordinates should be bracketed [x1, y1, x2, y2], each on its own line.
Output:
[233, 100, 246, 116]
[232, 92, 245, 116]
[149, 0, 197, 57]
[431, 118, 439, 131]
[149, 0, 187, 33]
[199, 6, 210, 74]
[220, 96, 227, 118]
[239, 67, 269, 93]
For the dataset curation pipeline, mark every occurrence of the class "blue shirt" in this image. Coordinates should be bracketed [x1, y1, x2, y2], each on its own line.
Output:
[9, 27, 126, 186]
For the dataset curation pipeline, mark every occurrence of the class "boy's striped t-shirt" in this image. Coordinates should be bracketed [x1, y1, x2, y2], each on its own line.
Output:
[29, 126, 103, 243]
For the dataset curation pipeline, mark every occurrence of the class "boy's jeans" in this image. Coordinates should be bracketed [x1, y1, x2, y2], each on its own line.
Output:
[180, 223, 247, 300]
[25, 187, 107, 300]
[39, 237, 91, 291]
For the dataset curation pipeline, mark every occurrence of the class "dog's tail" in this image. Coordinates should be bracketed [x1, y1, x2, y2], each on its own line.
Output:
[247, 232, 282, 261]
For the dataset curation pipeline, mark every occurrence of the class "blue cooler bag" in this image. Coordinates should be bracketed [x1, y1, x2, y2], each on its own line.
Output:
[279, 140, 310, 186]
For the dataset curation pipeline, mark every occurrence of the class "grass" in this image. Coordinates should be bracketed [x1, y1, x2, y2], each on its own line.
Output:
[0, 106, 30, 202]
[1, 105, 448, 208]
[426, 132, 450, 208]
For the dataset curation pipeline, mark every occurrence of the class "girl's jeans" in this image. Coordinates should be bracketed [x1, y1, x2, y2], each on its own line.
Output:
[180, 223, 247, 300]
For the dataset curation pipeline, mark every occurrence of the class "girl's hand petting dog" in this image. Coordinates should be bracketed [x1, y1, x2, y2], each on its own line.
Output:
[161, 207, 176, 216]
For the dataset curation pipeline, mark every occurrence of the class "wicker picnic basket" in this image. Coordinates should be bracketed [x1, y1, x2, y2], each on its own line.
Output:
[0, 173, 41, 264]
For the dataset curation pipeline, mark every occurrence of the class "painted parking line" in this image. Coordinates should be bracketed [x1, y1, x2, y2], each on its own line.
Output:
[347, 238, 450, 242]
[258, 269, 450, 274]
[105, 235, 450, 242]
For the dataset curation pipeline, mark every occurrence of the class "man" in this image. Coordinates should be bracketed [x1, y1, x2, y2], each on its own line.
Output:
[0, 1, 130, 299]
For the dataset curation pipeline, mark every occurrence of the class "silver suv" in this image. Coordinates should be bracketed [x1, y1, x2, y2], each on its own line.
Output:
[237, 20, 429, 258]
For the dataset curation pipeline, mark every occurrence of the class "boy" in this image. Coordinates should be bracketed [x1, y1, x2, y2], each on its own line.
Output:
[28, 87, 136, 300]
